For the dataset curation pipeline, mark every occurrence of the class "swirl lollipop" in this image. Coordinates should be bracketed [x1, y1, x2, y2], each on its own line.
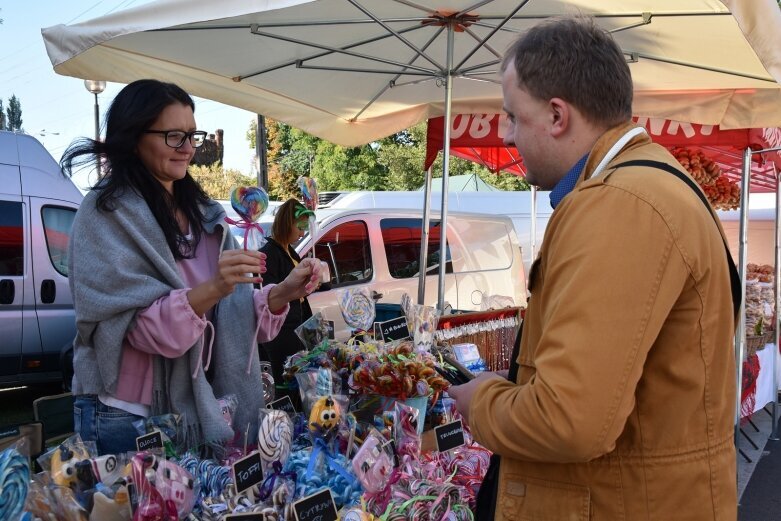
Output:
[0, 447, 30, 521]
[258, 410, 293, 466]
[338, 287, 375, 332]
[297, 176, 320, 255]
[227, 186, 269, 251]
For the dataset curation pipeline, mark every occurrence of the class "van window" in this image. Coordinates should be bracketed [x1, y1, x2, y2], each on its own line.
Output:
[380, 218, 452, 279]
[42, 206, 77, 276]
[0, 200, 23, 276]
[448, 217, 514, 272]
[314, 220, 372, 287]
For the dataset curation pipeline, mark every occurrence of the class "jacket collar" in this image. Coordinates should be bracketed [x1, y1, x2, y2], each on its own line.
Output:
[576, 121, 651, 190]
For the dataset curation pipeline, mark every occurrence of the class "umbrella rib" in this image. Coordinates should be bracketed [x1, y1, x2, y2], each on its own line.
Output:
[456, 0, 496, 17]
[248, 26, 437, 76]
[463, 27, 502, 60]
[352, 25, 445, 122]
[295, 63, 434, 76]
[155, 18, 432, 30]
[391, 0, 434, 13]
[624, 51, 776, 83]
[239, 23, 426, 80]
[388, 77, 439, 88]
[351, 0, 444, 71]
[459, 59, 500, 74]
[454, 0, 533, 72]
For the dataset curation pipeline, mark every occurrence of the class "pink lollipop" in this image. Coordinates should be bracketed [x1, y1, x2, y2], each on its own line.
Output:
[297, 176, 319, 211]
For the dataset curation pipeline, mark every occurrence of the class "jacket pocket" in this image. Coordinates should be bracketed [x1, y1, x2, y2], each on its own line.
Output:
[499, 475, 591, 521]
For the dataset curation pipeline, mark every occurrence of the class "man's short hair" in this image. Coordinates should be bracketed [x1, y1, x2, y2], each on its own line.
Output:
[501, 17, 633, 128]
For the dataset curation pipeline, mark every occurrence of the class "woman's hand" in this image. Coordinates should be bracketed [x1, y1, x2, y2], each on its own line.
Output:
[187, 250, 266, 316]
[268, 257, 321, 312]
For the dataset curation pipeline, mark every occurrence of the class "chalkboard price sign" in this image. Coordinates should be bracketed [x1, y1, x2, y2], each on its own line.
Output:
[434, 419, 466, 452]
[267, 395, 296, 413]
[293, 488, 338, 521]
[232, 451, 264, 494]
[378, 316, 411, 342]
[135, 430, 163, 452]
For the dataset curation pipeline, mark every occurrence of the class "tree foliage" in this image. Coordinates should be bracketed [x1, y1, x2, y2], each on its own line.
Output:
[189, 163, 256, 200]
[5, 95, 22, 132]
[0, 99, 5, 131]
[246, 118, 529, 195]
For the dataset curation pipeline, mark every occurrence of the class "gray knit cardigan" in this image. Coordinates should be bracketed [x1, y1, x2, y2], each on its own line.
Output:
[69, 187, 266, 445]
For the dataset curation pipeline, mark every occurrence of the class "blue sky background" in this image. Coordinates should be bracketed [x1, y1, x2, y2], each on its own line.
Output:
[0, 0, 259, 189]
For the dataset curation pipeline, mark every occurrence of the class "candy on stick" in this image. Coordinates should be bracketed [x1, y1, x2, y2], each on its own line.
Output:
[297, 176, 320, 254]
[257, 410, 293, 467]
[0, 445, 29, 521]
[226, 185, 270, 251]
[337, 287, 375, 333]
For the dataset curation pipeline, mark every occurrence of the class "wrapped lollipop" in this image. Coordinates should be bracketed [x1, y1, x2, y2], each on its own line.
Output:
[0, 444, 30, 521]
[226, 185, 269, 251]
[257, 409, 294, 470]
[297, 176, 319, 249]
[337, 287, 376, 335]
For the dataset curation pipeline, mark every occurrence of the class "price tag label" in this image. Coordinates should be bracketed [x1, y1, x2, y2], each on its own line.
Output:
[434, 419, 466, 452]
[293, 488, 338, 521]
[135, 430, 163, 452]
[232, 451, 264, 494]
[267, 395, 296, 414]
[378, 316, 411, 342]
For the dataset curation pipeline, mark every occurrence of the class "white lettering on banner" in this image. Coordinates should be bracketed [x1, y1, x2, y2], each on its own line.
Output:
[635, 117, 714, 139]
[450, 115, 470, 139]
[469, 114, 494, 139]
[497, 115, 509, 140]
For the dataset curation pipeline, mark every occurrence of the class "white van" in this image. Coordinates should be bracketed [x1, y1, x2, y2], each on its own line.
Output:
[296, 208, 526, 339]
[318, 190, 553, 273]
[0, 131, 83, 386]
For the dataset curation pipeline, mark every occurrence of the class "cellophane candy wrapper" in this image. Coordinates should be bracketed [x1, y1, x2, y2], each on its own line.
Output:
[410, 303, 440, 352]
[217, 394, 239, 431]
[37, 433, 97, 487]
[351, 430, 394, 494]
[295, 367, 343, 404]
[132, 413, 183, 457]
[337, 287, 376, 333]
[393, 401, 422, 458]
[131, 452, 198, 520]
[257, 408, 294, 473]
[0, 440, 30, 521]
[295, 311, 330, 350]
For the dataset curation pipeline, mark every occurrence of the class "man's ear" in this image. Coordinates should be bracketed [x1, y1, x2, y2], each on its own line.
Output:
[548, 97, 569, 138]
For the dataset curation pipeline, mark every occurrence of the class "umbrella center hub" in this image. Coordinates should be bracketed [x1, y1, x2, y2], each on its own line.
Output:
[423, 11, 479, 32]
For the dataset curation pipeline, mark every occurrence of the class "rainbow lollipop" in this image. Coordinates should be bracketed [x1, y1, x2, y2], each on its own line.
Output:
[297, 176, 319, 211]
[227, 186, 269, 251]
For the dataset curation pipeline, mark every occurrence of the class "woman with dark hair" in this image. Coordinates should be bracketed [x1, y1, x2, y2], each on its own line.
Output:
[62, 79, 320, 455]
[258, 199, 315, 395]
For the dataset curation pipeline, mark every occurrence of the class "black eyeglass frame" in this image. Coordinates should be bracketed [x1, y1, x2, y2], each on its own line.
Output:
[143, 129, 208, 149]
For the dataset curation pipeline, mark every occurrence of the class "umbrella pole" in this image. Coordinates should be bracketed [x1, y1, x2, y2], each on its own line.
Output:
[437, 22, 455, 311]
[734, 147, 751, 442]
[773, 162, 780, 440]
[418, 166, 433, 305]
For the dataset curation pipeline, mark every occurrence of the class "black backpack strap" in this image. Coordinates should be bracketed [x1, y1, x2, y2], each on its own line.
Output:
[612, 159, 742, 319]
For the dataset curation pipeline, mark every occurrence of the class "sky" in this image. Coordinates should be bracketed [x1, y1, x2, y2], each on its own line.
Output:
[0, 0, 259, 190]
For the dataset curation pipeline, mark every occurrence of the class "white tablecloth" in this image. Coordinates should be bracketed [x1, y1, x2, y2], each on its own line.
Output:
[752, 343, 780, 414]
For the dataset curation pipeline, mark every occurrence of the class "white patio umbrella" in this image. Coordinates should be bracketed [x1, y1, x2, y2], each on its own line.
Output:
[42, 0, 781, 309]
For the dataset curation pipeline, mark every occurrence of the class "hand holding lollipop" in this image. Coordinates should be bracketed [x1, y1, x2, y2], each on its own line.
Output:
[226, 186, 269, 251]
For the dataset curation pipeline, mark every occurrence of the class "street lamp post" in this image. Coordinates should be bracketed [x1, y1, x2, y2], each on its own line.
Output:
[84, 80, 106, 176]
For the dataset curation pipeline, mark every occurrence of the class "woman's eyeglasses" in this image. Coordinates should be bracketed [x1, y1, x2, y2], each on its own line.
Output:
[144, 130, 208, 149]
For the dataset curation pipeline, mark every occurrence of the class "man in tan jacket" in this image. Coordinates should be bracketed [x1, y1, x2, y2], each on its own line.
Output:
[449, 17, 738, 520]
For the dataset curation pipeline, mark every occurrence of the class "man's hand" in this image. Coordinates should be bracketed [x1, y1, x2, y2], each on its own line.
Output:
[448, 371, 505, 425]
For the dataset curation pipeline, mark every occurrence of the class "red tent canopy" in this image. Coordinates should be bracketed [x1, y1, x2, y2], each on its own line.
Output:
[425, 114, 781, 193]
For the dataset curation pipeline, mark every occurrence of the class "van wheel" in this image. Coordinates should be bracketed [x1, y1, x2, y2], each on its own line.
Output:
[60, 343, 74, 392]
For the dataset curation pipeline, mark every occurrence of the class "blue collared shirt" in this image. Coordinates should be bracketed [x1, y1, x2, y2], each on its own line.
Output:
[549, 154, 589, 209]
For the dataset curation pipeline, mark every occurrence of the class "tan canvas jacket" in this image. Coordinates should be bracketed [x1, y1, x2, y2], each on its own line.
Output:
[470, 123, 737, 520]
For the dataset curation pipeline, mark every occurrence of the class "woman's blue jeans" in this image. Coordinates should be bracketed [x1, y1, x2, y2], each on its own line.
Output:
[73, 395, 143, 455]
